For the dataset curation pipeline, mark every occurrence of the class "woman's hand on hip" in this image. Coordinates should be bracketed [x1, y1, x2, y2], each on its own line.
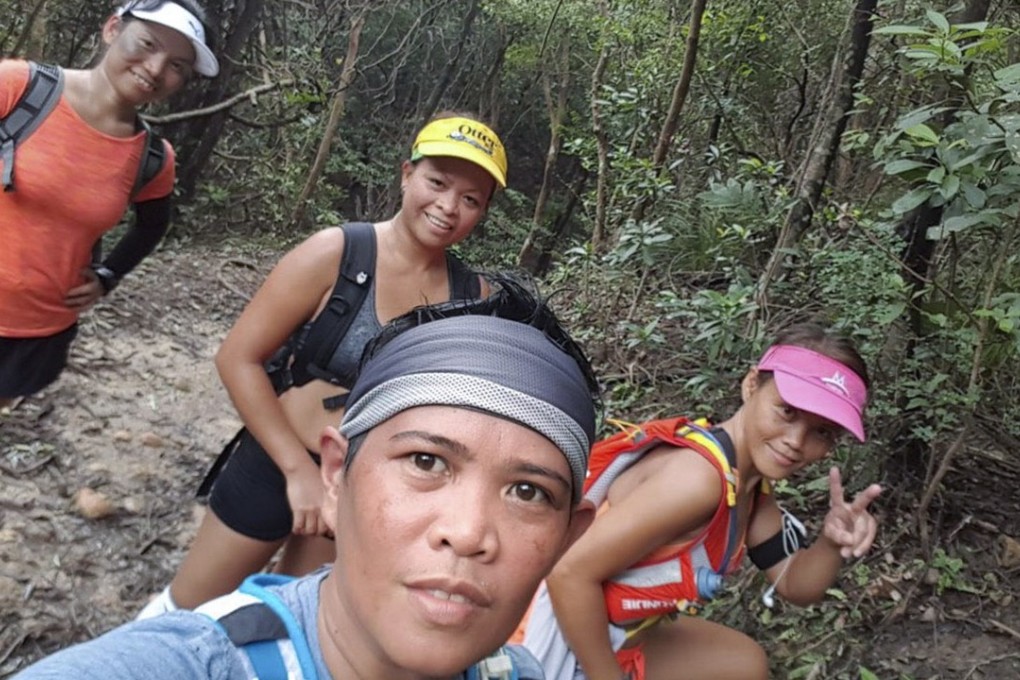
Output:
[64, 269, 104, 312]
[285, 459, 331, 537]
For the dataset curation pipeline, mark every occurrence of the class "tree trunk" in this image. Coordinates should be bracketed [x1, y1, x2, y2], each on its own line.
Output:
[518, 38, 569, 272]
[289, 12, 366, 230]
[8, 0, 48, 60]
[168, 0, 266, 200]
[629, 0, 707, 226]
[535, 166, 589, 275]
[754, 0, 877, 310]
[589, 1, 612, 253]
[479, 34, 509, 127]
[420, 0, 480, 120]
[887, 0, 991, 478]
[898, 0, 991, 334]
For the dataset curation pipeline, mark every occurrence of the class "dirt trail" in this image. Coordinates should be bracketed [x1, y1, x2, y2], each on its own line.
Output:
[0, 246, 270, 674]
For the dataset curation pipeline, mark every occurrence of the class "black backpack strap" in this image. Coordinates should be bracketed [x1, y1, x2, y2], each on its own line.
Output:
[1, 61, 63, 192]
[289, 222, 376, 388]
[446, 250, 482, 299]
[131, 118, 167, 200]
[708, 427, 737, 470]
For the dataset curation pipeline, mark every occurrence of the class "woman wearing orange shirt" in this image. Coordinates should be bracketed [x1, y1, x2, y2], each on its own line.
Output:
[0, 0, 218, 408]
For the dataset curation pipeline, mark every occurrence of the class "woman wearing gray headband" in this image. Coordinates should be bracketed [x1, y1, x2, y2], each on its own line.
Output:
[312, 313, 598, 677]
[340, 313, 597, 499]
[16, 300, 600, 680]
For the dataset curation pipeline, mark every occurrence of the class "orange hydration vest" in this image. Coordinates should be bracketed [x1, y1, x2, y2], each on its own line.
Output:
[585, 417, 756, 626]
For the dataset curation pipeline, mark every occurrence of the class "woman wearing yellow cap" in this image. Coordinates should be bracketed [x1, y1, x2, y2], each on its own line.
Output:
[137, 113, 508, 617]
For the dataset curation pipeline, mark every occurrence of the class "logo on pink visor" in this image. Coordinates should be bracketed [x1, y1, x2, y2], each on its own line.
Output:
[757, 345, 867, 441]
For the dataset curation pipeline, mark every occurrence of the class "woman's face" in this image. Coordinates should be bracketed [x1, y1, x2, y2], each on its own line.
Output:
[399, 156, 495, 249]
[101, 16, 195, 105]
[741, 370, 842, 479]
[317, 405, 591, 678]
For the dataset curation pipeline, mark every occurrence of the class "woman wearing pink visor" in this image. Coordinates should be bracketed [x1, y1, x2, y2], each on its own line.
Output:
[515, 323, 883, 680]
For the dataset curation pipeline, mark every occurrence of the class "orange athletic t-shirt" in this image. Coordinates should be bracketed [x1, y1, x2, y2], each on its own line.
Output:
[0, 60, 176, 337]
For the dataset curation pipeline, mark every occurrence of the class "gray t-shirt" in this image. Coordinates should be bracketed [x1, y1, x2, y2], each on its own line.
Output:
[14, 568, 542, 679]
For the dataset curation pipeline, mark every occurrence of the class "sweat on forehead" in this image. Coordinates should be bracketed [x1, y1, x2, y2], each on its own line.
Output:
[339, 315, 596, 502]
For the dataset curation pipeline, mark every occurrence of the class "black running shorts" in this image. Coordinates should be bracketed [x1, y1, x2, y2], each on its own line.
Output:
[206, 428, 320, 542]
[0, 324, 78, 398]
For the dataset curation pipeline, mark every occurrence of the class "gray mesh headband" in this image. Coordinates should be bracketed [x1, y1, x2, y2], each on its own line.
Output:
[340, 315, 596, 501]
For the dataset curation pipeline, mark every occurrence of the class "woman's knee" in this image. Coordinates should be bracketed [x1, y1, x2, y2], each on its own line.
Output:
[741, 638, 769, 680]
[711, 628, 768, 679]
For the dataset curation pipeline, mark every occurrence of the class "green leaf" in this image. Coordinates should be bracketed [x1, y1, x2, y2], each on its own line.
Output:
[892, 187, 933, 213]
[873, 25, 930, 37]
[939, 214, 985, 234]
[876, 301, 907, 325]
[927, 166, 946, 183]
[926, 9, 950, 33]
[947, 149, 991, 172]
[906, 123, 940, 145]
[961, 182, 987, 209]
[1006, 131, 1020, 163]
[904, 47, 942, 61]
[994, 63, 1020, 85]
[885, 159, 928, 174]
[941, 174, 960, 199]
[896, 105, 948, 131]
[860, 668, 881, 680]
[939, 39, 963, 60]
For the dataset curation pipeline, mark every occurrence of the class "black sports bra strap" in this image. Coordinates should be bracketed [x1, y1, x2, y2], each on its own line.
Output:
[446, 251, 481, 299]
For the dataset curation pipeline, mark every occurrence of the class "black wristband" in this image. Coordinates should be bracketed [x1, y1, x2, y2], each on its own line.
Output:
[90, 264, 120, 294]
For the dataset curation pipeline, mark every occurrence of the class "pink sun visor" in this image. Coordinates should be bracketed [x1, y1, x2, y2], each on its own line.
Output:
[757, 344, 867, 442]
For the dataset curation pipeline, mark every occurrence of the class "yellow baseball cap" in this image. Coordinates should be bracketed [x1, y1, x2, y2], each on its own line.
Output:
[410, 116, 507, 188]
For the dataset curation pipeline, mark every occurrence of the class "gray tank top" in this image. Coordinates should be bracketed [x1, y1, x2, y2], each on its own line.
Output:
[320, 277, 383, 390]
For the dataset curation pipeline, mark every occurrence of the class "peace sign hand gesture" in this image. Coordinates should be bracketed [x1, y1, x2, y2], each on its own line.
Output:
[822, 466, 882, 560]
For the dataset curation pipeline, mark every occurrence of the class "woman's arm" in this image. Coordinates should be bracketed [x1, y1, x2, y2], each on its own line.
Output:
[749, 467, 881, 606]
[546, 448, 721, 680]
[65, 197, 171, 311]
[98, 197, 171, 283]
[214, 227, 345, 537]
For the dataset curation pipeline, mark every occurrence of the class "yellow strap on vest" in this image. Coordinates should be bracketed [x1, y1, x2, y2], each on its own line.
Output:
[677, 420, 738, 508]
[606, 418, 643, 442]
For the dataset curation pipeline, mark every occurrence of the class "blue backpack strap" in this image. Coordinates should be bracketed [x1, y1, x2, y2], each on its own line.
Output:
[465, 646, 519, 680]
[239, 574, 318, 680]
[1, 61, 63, 192]
[201, 574, 318, 680]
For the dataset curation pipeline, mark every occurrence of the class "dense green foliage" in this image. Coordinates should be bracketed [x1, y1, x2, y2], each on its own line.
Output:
[4, 0, 1019, 676]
